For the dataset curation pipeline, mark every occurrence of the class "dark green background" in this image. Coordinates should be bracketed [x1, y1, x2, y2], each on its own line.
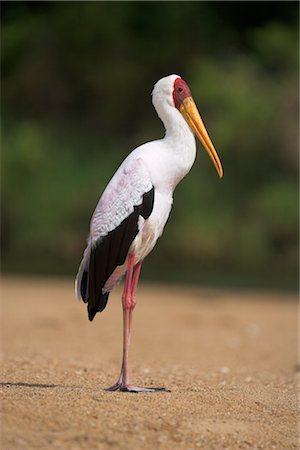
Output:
[2, 1, 299, 289]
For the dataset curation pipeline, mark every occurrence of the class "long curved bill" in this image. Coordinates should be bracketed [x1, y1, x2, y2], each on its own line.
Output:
[180, 97, 223, 178]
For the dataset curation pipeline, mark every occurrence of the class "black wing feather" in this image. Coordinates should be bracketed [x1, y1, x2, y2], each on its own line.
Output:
[85, 187, 154, 321]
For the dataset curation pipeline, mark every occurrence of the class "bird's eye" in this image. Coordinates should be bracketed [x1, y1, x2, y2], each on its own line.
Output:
[178, 87, 183, 93]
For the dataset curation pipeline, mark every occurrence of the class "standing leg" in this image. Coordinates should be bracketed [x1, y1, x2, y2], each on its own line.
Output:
[105, 255, 169, 393]
[105, 254, 135, 391]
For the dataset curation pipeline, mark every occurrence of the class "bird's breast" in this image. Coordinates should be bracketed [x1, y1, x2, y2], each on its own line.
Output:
[129, 190, 173, 262]
[137, 138, 196, 192]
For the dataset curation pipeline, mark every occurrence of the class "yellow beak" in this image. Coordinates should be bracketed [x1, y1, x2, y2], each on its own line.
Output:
[180, 97, 223, 178]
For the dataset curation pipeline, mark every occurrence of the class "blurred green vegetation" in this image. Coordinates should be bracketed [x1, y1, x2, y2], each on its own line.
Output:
[1, 2, 299, 289]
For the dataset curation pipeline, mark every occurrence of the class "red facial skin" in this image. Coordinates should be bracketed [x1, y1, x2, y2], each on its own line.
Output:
[173, 77, 192, 110]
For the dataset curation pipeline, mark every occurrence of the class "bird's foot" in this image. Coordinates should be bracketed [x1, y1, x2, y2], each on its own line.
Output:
[120, 385, 171, 393]
[104, 383, 170, 393]
[104, 383, 121, 392]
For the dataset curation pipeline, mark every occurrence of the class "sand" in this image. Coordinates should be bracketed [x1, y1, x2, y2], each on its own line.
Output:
[1, 277, 299, 449]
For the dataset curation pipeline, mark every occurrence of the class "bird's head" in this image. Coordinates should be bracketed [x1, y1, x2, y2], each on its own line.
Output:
[152, 74, 223, 178]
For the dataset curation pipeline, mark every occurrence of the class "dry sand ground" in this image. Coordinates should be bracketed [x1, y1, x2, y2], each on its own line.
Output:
[1, 277, 299, 449]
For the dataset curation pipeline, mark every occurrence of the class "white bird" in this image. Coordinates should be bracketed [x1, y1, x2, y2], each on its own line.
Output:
[75, 74, 223, 392]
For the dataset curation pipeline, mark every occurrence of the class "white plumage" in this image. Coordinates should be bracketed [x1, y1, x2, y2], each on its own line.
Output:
[75, 74, 223, 392]
[76, 75, 196, 297]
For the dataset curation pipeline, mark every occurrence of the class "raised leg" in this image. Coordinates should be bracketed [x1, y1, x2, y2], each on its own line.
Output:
[105, 255, 170, 393]
[127, 260, 142, 337]
[130, 260, 142, 309]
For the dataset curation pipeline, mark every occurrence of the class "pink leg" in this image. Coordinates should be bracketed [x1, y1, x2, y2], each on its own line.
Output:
[105, 255, 169, 393]
[127, 260, 142, 336]
[130, 261, 142, 309]
[105, 254, 135, 391]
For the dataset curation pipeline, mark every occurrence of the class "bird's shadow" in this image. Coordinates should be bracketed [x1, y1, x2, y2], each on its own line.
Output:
[0, 381, 61, 389]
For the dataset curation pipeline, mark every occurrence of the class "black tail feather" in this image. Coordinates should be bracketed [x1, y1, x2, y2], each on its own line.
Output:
[80, 270, 88, 302]
[88, 292, 109, 321]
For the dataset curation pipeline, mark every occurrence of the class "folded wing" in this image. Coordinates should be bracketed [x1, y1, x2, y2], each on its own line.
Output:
[75, 157, 154, 321]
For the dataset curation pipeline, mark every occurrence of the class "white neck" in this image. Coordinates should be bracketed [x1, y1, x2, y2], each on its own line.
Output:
[153, 100, 197, 189]
[165, 109, 195, 149]
[155, 99, 195, 145]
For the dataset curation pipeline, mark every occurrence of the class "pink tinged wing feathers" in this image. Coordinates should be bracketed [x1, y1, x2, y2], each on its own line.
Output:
[90, 158, 153, 243]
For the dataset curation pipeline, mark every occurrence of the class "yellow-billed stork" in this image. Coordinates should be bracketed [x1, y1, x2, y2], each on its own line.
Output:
[75, 74, 223, 392]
